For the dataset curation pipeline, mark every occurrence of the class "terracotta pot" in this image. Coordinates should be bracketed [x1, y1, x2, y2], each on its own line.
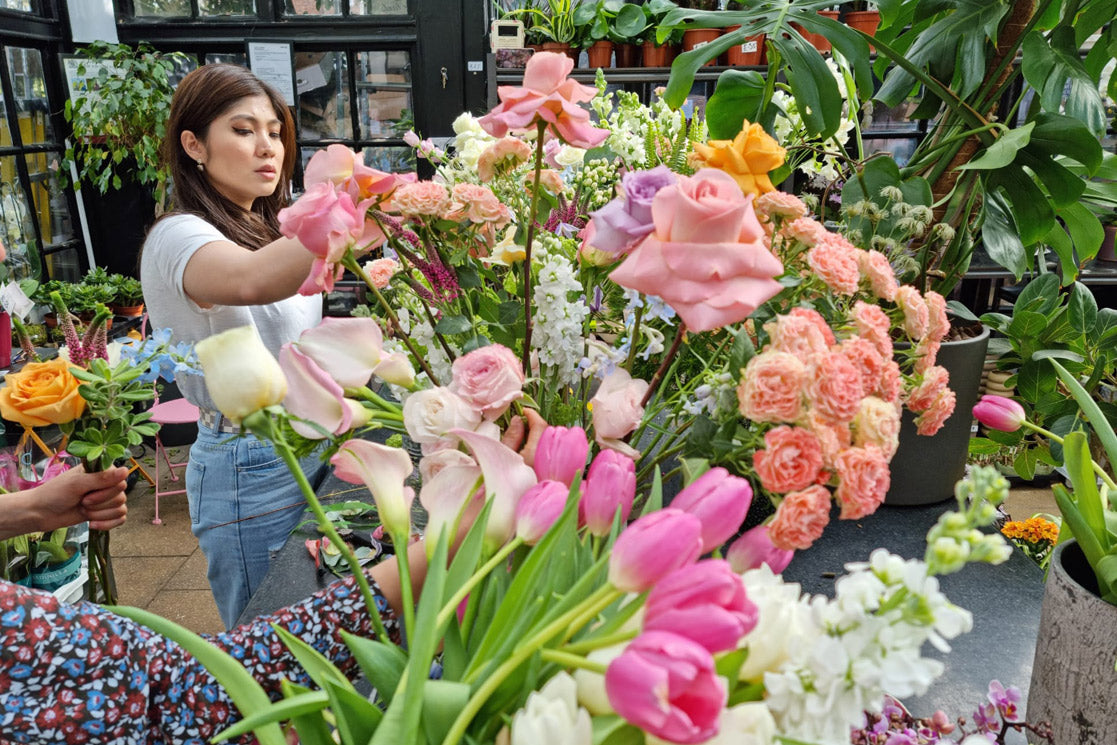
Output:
[541, 41, 579, 64]
[843, 9, 881, 36]
[615, 42, 640, 68]
[793, 9, 840, 53]
[681, 28, 722, 67]
[111, 303, 145, 318]
[586, 39, 613, 69]
[641, 40, 671, 68]
[725, 26, 765, 66]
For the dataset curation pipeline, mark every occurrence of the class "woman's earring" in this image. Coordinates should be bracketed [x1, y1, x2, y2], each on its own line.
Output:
[196, 161, 205, 172]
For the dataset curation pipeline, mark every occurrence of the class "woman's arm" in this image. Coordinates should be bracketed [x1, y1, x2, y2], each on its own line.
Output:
[181, 235, 316, 307]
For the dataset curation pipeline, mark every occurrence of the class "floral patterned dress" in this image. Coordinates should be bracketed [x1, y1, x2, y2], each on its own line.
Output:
[0, 576, 400, 745]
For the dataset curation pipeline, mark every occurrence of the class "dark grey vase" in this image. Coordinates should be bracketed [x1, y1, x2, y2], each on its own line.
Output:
[885, 323, 990, 505]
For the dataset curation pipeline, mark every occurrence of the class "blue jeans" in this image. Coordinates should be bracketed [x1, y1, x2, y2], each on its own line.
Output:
[186, 422, 328, 629]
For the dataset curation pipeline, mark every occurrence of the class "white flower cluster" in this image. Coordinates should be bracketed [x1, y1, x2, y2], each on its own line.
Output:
[532, 235, 588, 387]
[449, 112, 496, 171]
[771, 58, 858, 183]
[386, 306, 453, 388]
[576, 158, 622, 212]
[590, 80, 685, 169]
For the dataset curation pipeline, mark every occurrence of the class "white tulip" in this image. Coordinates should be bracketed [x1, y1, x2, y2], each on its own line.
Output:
[196, 326, 286, 423]
[511, 672, 592, 745]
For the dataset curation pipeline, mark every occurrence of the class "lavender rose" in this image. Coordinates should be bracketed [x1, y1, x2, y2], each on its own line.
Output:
[587, 165, 677, 255]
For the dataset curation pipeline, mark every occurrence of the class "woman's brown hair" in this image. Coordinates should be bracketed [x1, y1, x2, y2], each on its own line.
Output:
[161, 63, 296, 249]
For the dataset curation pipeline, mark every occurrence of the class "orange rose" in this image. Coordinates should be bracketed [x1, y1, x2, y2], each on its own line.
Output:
[0, 358, 86, 427]
[689, 122, 786, 197]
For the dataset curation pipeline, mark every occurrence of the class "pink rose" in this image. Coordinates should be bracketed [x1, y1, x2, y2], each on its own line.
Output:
[608, 169, 784, 332]
[807, 233, 861, 295]
[447, 183, 511, 226]
[860, 249, 899, 302]
[737, 351, 806, 423]
[915, 387, 956, 436]
[768, 484, 832, 551]
[808, 411, 851, 468]
[387, 181, 451, 217]
[450, 344, 524, 420]
[479, 52, 609, 149]
[753, 425, 824, 494]
[764, 311, 832, 361]
[853, 301, 893, 358]
[852, 396, 901, 458]
[280, 182, 366, 261]
[835, 445, 890, 520]
[914, 336, 942, 373]
[877, 359, 903, 404]
[591, 369, 649, 456]
[303, 143, 400, 202]
[896, 285, 930, 339]
[807, 351, 865, 424]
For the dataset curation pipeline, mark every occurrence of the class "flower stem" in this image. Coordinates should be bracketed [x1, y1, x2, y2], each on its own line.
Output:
[561, 628, 637, 655]
[520, 121, 548, 376]
[1021, 421, 1117, 491]
[388, 527, 415, 640]
[435, 537, 522, 630]
[540, 648, 607, 674]
[640, 322, 687, 408]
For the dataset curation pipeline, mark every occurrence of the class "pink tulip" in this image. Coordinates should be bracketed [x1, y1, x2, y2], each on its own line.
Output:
[278, 344, 371, 439]
[515, 480, 569, 544]
[670, 467, 753, 553]
[331, 439, 415, 535]
[296, 317, 385, 389]
[608, 509, 704, 593]
[643, 560, 758, 653]
[533, 425, 590, 486]
[725, 524, 794, 574]
[972, 395, 1025, 432]
[605, 631, 727, 744]
[580, 449, 636, 537]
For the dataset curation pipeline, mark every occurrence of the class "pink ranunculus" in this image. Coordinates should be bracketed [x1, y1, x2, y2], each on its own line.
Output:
[608, 169, 784, 332]
[736, 351, 807, 423]
[402, 387, 483, 450]
[479, 52, 609, 149]
[449, 344, 524, 420]
[753, 426, 824, 495]
[906, 365, 950, 413]
[670, 467, 753, 552]
[643, 560, 759, 653]
[807, 233, 861, 295]
[533, 425, 590, 486]
[807, 351, 865, 424]
[515, 479, 570, 544]
[608, 509, 704, 593]
[303, 143, 400, 202]
[279, 344, 371, 439]
[364, 257, 400, 289]
[447, 183, 511, 226]
[726, 524, 794, 574]
[860, 249, 899, 302]
[972, 395, 1025, 433]
[852, 396, 901, 458]
[925, 290, 951, 343]
[915, 387, 956, 436]
[605, 631, 726, 744]
[387, 181, 451, 217]
[580, 448, 636, 537]
[764, 311, 832, 361]
[590, 369, 648, 456]
[835, 445, 890, 520]
[839, 336, 886, 398]
[331, 439, 416, 535]
[767, 484, 832, 551]
[296, 316, 384, 389]
[896, 285, 930, 340]
[853, 301, 893, 359]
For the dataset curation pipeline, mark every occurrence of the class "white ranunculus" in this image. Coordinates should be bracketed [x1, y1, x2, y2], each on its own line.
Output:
[510, 672, 591, 745]
[196, 326, 286, 423]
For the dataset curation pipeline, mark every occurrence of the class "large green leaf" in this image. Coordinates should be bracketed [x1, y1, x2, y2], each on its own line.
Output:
[1026, 113, 1103, 173]
[421, 680, 471, 745]
[705, 69, 766, 140]
[1014, 272, 1060, 315]
[340, 631, 408, 706]
[1022, 29, 1109, 136]
[213, 691, 330, 741]
[984, 169, 1055, 246]
[980, 188, 1028, 279]
[1068, 283, 1099, 335]
[955, 122, 1034, 172]
[1017, 152, 1084, 208]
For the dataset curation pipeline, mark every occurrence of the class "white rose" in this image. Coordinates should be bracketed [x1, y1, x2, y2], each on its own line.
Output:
[554, 145, 586, 168]
[511, 672, 591, 745]
[402, 386, 482, 446]
[196, 326, 286, 423]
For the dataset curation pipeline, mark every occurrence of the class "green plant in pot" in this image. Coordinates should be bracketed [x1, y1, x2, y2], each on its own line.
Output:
[572, 0, 646, 48]
[0, 528, 80, 590]
[505, 0, 581, 48]
[109, 275, 145, 314]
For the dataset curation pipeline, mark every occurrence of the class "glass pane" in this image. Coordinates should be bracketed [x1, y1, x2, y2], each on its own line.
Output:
[350, 0, 407, 14]
[133, 0, 191, 16]
[0, 0, 33, 11]
[44, 247, 82, 283]
[0, 78, 11, 145]
[285, 0, 341, 15]
[5, 48, 54, 144]
[200, 0, 255, 14]
[205, 52, 249, 67]
[864, 99, 921, 133]
[356, 51, 412, 140]
[0, 156, 42, 282]
[24, 153, 73, 247]
[296, 51, 351, 141]
[862, 137, 919, 168]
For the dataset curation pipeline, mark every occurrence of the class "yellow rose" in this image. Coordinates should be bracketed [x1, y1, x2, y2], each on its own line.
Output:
[0, 357, 86, 427]
[689, 122, 787, 197]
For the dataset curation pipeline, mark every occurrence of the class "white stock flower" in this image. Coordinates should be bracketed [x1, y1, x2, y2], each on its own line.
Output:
[532, 246, 587, 388]
[510, 672, 592, 745]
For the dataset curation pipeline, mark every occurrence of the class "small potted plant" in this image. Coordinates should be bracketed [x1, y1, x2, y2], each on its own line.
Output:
[506, 0, 581, 61]
[573, 1, 646, 69]
[640, 0, 683, 67]
[0, 528, 83, 593]
[724, 0, 765, 66]
[840, 1, 880, 37]
[108, 274, 145, 317]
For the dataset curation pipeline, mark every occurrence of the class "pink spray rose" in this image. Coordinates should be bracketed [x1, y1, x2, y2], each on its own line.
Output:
[896, 285, 930, 339]
[643, 560, 759, 654]
[860, 249, 899, 302]
[605, 631, 727, 744]
[590, 369, 649, 456]
[807, 351, 865, 424]
[608, 509, 704, 593]
[447, 183, 511, 226]
[838, 336, 886, 399]
[906, 365, 950, 413]
[387, 181, 451, 217]
[476, 136, 533, 181]
[364, 257, 400, 289]
[736, 351, 806, 423]
[753, 191, 809, 222]
[533, 425, 590, 486]
[925, 290, 951, 342]
[783, 216, 828, 246]
[608, 169, 784, 332]
[915, 387, 956, 436]
[726, 524, 795, 574]
[450, 344, 524, 420]
[807, 233, 861, 295]
[834, 445, 890, 520]
[767, 484, 832, 551]
[669, 467, 753, 552]
[853, 301, 893, 359]
[580, 448, 636, 537]
[753, 426, 825, 495]
[479, 51, 609, 149]
[515, 480, 569, 544]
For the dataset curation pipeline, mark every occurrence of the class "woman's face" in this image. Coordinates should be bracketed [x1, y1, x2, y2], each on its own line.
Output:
[192, 94, 284, 211]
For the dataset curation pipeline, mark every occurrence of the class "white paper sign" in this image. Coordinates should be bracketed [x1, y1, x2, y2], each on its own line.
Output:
[0, 282, 34, 319]
[248, 42, 296, 106]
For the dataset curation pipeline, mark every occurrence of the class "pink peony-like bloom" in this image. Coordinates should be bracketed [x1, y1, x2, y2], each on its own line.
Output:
[533, 425, 590, 486]
[726, 524, 794, 574]
[838, 336, 886, 399]
[477, 136, 533, 181]
[479, 52, 609, 149]
[809, 410, 852, 468]
[364, 257, 401, 289]
[915, 387, 956, 436]
[737, 351, 806, 423]
[753, 191, 809, 222]
[753, 425, 825, 494]
[643, 560, 759, 654]
[914, 336, 942, 373]
[609, 509, 704, 593]
[764, 310, 833, 361]
[860, 249, 899, 302]
[605, 631, 726, 744]
[450, 344, 525, 420]
[876, 359, 903, 404]
[807, 233, 861, 295]
[853, 301, 893, 359]
[907, 365, 950, 413]
[387, 181, 451, 217]
[581, 448, 637, 536]
[782, 216, 828, 247]
[973, 395, 1025, 432]
[835, 445, 890, 520]
[447, 183, 511, 226]
[608, 169, 784, 332]
[767, 484, 831, 551]
[591, 369, 649, 456]
[925, 290, 951, 343]
[303, 143, 400, 202]
[670, 467, 753, 552]
[807, 351, 865, 424]
[896, 285, 930, 339]
[515, 480, 569, 544]
[852, 396, 901, 458]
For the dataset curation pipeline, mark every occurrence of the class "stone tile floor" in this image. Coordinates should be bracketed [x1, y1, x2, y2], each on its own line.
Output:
[110, 444, 1060, 637]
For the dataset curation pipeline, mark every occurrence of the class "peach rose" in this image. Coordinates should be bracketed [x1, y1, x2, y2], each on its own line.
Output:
[448, 183, 511, 226]
[387, 181, 451, 217]
[808, 411, 852, 468]
[807, 233, 861, 295]
[876, 359, 903, 404]
[364, 257, 401, 289]
[807, 352, 864, 424]
[835, 445, 890, 520]
[450, 344, 525, 420]
[896, 285, 929, 339]
[906, 365, 950, 413]
[852, 396, 901, 458]
[737, 351, 806, 423]
[925, 290, 950, 343]
[781, 217, 828, 247]
[477, 136, 532, 181]
[754, 191, 808, 222]
[688, 121, 786, 197]
[914, 337, 942, 374]
[768, 485, 832, 551]
[753, 425, 824, 494]
[0, 358, 86, 427]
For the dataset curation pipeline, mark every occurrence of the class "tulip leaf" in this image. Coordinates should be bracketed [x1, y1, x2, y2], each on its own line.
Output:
[323, 677, 382, 744]
[420, 680, 471, 745]
[1053, 483, 1107, 575]
[1050, 360, 1117, 478]
[280, 681, 336, 745]
[1063, 431, 1108, 548]
[705, 69, 767, 140]
[340, 630, 407, 706]
[1095, 553, 1117, 606]
[593, 715, 645, 745]
[212, 691, 330, 740]
[272, 624, 356, 693]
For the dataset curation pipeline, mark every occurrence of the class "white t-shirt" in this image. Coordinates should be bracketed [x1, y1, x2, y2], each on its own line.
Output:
[140, 213, 321, 412]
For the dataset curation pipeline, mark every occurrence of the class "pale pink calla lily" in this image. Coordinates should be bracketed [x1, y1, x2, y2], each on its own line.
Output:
[331, 439, 416, 535]
[279, 344, 371, 439]
[296, 317, 385, 389]
[372, 352, 416, 388]
[419, 460, 483, 560]
[450, 427, 538, 551]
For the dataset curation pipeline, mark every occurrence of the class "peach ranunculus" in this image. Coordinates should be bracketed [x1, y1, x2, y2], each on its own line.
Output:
[737, 351, 806, 423]
[590, 368, 649, 457]
[806, 233, 861, 295]
[449, 344, 525, 420]
[0, 357, 86, 427]
[767, 484, 831, 551]
[834, 445, 891, 520]
[753, 425, 824, 494]
[303, 143, 400, 202]
[477, 136, 533, 182]
[852, 396, 901, 459]
[387, 181, 451, 217]
[479, 52, 609, 149]
[447, 183, 512, 227]
[806, 351, 864, 424]
[688, 121, 786, 197]
[608, 169, 783, 332]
